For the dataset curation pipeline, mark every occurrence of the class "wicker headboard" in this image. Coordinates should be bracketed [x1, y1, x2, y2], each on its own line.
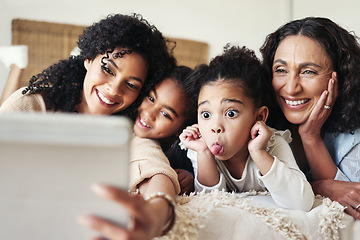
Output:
[12, 19, 209, 87]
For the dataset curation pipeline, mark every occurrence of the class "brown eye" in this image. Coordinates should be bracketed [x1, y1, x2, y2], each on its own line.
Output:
[126, 82, 138, 90]
[147, 94, 154, 102]
[201, 111, 211, 119]
[101, 66, 114, 76]
[225, 109, 238, 118]
[303, 70, 317, 75]
[161, 110, 172, 120]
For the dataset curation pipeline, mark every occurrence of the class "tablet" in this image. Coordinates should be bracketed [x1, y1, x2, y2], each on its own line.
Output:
[0, 112, 132, 239]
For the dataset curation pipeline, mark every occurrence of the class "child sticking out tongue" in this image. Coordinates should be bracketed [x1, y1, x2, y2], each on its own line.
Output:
[211, 143, 224, 155]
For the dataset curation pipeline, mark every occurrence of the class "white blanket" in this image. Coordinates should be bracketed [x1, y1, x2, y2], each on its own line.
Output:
[159, 190, 359, 240]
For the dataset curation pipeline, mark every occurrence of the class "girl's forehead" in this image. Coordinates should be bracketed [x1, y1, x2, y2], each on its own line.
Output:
[199, 81, 248, 102]
[200, 80, 244, 95]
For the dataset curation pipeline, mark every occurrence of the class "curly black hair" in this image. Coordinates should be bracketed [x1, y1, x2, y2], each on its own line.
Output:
[260, 17, 360, 134]
[23, 13, 176, 120]
[163, 65, 197, 128]
[189, 44, 269, 109]
[154, 66, 197, 151]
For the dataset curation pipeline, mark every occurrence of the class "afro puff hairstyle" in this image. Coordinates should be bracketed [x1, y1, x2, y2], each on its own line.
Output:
[189, 44, 269, 109]
[23, 13, 176, 120]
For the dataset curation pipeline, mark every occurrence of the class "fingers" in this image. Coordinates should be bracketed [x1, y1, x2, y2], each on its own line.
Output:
[250, 121, 269, 139]
[328, 72, 338, 104]
[324, 72, 335, 107]
[91, 184, 149, 222]
[250, 121, 261, 139]
[179, 125, 202, 145]
[92, 184, 135, 207]
[177, 171, 195, 195]
[312, 180, 360, 220]
[78, 214, 129, 240]
[311, 72, 337, 115]
[316, 89, 329, 112]
[183, 125, 201, 138]
[334, 183, 360, 220]
[177, 169, 194, 183]
[345, 191, 360, 220]
[176, 169, 186, 181]
[344, 206, 360, 220]
[85, 184, 159, 239]
[322, 72, 338, 108]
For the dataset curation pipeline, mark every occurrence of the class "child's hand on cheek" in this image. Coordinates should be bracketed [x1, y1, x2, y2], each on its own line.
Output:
[248, 121, 274, 175]
[248, 121, 271, 154]
[179, 124, 208, 153]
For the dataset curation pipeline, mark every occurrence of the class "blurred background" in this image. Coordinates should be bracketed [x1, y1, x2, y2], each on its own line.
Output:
[1, 0, 360, 60]
[1, 0, 360, 101]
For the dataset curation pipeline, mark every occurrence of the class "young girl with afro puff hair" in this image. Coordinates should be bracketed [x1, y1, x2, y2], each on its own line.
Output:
[179, 45, 314, 211]
[0, 13, 176, 120]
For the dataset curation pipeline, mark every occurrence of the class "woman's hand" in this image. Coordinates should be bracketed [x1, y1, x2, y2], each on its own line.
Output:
[312, 179, 360, 220]
[298, 72, 339, 180]
[78, 184, 162, 240]
[299, 72, 338, 141]
[175, 169, 195, 195]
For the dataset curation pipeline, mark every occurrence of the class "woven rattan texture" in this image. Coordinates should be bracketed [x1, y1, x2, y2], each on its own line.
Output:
[12, 19, 209, 87]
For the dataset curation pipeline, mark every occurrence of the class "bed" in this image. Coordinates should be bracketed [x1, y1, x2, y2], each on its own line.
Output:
[6, 18, 360, 240]
[160, 190, 359, 240]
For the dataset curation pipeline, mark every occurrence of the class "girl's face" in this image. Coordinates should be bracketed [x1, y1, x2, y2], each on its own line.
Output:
[198, 80, 262, 161]
[134, 78, 187, 139]
[272, 35, 334, 124]
[80, 47, 148, 115]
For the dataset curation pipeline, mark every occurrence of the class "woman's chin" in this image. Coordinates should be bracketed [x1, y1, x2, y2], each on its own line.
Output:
[283, 112, 309, 125]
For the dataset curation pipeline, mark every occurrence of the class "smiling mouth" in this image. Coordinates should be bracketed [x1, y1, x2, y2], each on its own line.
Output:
[97, 90, 116, 105]
[284, 98, 309, 106]
[139, 118, 150, 128]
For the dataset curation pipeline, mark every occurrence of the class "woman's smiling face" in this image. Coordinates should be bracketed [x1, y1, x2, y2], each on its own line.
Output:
[272, 35, 334, 124]
[80, 47, 148, 115]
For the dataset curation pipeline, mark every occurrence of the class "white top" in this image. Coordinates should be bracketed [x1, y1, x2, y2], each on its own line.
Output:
[187, 127, 315, 211]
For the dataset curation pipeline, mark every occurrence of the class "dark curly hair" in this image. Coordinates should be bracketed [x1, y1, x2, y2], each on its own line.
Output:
[189, 44, 269, 109]
[260, 17, 360, 133]
[164, 66, 197, 128]
[23, 13, 176, 120]
[155, 66, 197, 151]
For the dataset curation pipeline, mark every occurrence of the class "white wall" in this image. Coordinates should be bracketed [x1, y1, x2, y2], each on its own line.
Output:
[1, 0, 360, 60]
[293, 0, 360, 35]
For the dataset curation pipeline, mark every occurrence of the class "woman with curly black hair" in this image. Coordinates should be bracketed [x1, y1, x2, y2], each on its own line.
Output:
[0, 13, 176, 120]
[260, 17, 360, 220]
[1, 13, 182, 239]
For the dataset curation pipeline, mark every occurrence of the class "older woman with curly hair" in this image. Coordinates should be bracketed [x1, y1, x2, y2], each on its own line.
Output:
[261, 17, 360, 220]
[0, 13, 176, 120]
